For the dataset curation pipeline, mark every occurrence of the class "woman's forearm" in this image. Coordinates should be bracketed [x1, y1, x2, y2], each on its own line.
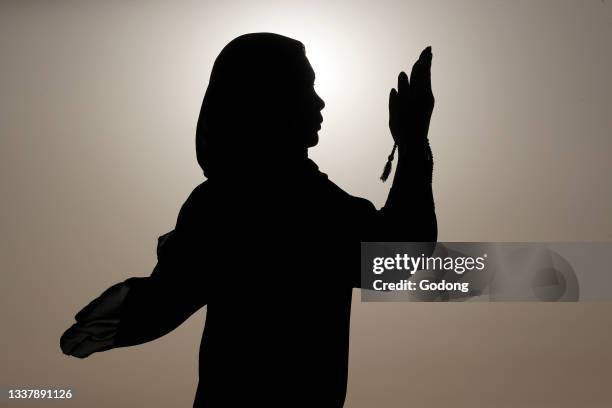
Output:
[381, 142, 437, 242]
[112, 276, 199, 347]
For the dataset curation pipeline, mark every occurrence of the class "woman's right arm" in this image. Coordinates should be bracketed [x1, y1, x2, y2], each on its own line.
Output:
[112, 227, 208, 348]
[60, 185, 209, 358]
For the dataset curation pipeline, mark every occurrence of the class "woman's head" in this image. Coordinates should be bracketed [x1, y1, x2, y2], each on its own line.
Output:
[196, 33, 325, 179]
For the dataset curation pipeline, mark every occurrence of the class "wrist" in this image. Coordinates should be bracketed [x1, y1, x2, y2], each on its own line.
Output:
[397, 139, 430, 158]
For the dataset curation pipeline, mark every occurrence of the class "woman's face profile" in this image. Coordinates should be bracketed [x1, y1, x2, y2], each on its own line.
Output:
[287, 53, 325, 148]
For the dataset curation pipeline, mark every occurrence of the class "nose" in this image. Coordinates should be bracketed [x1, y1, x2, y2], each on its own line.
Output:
[315, 92, 325, 111]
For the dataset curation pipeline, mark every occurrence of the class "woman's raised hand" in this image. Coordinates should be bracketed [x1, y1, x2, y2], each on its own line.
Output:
[389, 46, 434, 148]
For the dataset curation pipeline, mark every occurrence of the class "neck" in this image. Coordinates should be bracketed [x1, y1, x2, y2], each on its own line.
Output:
[208, 147, 317, 183]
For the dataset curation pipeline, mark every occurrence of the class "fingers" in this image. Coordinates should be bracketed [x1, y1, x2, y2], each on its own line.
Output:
[422, 46, 432, 92]
[64, 335, 115, 359]
[420, 45, 432, 59]
[60, 321, 119, 358]
[77, 318, 121, 333]
[389, 88, 398, 118]
[397, 71, 409, 96]
[75, 282, 130, 322]
[410, 46, 433, 96]
[389, 88, 399, 138]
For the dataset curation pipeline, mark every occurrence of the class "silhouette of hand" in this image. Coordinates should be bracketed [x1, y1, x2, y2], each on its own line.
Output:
[389, 47, 434, 148]
[60, 281, 130, 358]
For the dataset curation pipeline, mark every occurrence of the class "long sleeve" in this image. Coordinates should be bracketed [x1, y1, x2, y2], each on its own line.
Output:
[351, 145, 437, 289]
[114, 186, 209, 347]
[378, 141, 437, 242]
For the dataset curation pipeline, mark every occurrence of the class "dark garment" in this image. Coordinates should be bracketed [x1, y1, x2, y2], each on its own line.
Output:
[115, 158, 379, 407]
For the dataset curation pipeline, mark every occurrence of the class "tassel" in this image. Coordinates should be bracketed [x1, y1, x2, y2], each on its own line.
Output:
[380, 143, 397, 182]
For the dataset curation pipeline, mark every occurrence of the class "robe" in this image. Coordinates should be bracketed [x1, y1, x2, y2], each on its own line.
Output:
[114, 158, 381, 407]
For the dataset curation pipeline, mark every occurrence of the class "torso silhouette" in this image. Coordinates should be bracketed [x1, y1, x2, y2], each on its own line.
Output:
[117, 158, 378, 407]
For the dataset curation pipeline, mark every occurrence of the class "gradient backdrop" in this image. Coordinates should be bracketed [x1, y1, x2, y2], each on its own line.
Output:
[1, 1, 611, 407]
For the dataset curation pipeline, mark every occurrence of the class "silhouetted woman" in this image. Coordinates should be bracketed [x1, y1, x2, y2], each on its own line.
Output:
[60, 32, 437, 407]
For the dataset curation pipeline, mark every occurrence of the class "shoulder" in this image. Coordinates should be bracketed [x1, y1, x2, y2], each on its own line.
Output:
[176, 180, 212, 228]
[186, 180, 212, 202]
[316, 172, 378, 214]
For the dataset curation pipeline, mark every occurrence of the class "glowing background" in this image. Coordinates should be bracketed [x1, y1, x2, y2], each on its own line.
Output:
[1, 1, 611, 407]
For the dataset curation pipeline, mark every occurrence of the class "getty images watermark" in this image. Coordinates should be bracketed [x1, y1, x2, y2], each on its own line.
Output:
[371, 252, 487, 293]
[360, 242, 612, 302]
